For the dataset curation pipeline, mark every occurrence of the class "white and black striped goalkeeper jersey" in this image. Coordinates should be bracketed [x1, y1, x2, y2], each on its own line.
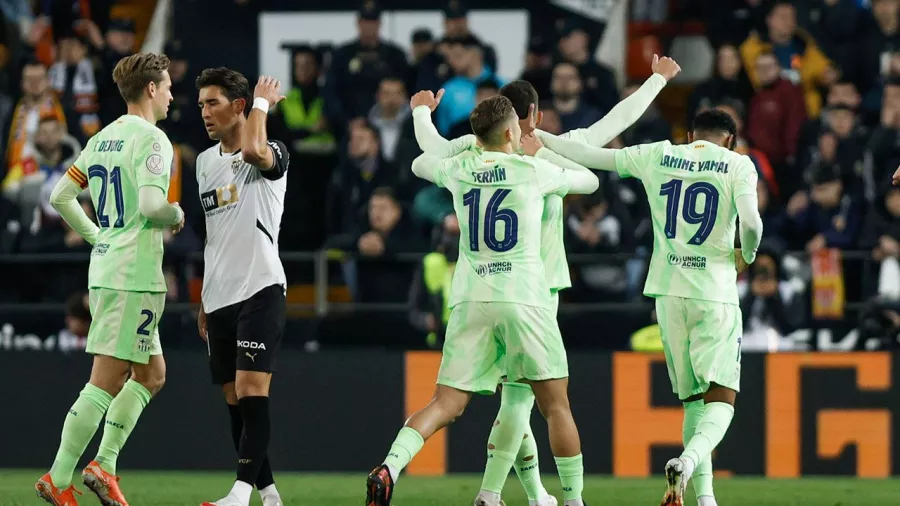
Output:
[197, 140, 289, 313]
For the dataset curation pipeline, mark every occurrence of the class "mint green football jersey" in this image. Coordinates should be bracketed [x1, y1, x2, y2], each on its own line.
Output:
[444, 136, 571, 291]
[430, 150, 575, 309]
[615, 140, 757, 305]
[68, 115, 174, 293]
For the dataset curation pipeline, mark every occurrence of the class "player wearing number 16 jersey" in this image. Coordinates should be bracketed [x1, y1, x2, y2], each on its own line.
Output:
[36, 53, 183, 506]
[366, 96, 598, 506]
[536, 110, 763, 506]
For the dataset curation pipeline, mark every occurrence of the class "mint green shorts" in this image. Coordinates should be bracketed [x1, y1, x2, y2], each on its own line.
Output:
[87, 288, 165, 364]
[655, 295, 742, 400]
[437, 301, 568, 395]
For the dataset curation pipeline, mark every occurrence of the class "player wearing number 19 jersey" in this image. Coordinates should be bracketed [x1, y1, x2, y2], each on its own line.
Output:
[537, 110, 763, 506]
[36, 53, 183, 506]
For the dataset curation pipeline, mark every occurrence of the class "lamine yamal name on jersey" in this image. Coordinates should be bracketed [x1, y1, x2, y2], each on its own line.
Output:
[660, 155, 729, 174]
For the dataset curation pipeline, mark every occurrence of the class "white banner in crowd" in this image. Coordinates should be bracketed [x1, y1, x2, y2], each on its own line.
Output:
[550, 0, 620, 22]
[259, 10, 528, 87]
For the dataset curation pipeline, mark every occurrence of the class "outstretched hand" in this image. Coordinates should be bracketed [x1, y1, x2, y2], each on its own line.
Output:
[254, 76, 285, 107]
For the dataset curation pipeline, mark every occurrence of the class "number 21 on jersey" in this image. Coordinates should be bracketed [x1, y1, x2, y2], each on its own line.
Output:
[88, 164, 125, 228]
[462, 188, 518, 252]
[659, 179, 719, 245]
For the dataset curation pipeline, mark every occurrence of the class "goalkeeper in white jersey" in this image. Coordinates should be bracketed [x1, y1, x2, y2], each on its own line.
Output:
[409, 55, 682, 506]
[534, 110, 764, 506]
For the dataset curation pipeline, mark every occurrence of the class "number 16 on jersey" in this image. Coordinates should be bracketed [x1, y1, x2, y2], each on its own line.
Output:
[462, 188, 519, 253]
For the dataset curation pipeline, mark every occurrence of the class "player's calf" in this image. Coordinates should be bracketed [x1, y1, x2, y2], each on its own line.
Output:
[528, 378, 585, 506]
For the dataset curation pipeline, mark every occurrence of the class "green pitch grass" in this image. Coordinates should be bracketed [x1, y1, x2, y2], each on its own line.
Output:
[1, 470, 898, 506]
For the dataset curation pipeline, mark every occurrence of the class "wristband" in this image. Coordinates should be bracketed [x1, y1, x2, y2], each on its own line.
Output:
[252, 97, 270, 113]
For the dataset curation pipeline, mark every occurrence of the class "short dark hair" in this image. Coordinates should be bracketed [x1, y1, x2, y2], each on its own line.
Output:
[691, 109, 738, 139]
[469, 95, 516, 145]
[65, 291, 90, 321]
[195, 67, 252, 116]
[371, 186, 398, 204]
[477, 78, 501, 94]
[499, 80, 539, 120]
[113, 52, 170, 103]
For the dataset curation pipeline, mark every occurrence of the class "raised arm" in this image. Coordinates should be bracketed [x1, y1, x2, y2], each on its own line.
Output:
[411, 89, 477, 158]
[411, 152, 457, 185]
[242, 76, 288, 175]
[540, 55, 679, 147]
[534, 132, 619, 171]
[50, 168, 99, 244]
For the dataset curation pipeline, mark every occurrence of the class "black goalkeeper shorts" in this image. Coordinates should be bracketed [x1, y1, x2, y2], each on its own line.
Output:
[206, 284, 286, 385]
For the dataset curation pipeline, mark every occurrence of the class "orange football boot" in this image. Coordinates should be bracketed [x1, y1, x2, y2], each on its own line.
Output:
[82, 461, 130, 506]
[35, 472, 82, 506]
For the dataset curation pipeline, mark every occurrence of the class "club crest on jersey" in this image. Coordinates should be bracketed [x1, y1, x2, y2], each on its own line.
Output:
[137, 337, 150, 353]
[231, 158, 243, 174]
[201, 183, 240, 214]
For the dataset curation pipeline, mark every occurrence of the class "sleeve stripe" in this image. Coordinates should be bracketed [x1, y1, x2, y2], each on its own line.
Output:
[66, 167, 88, 188]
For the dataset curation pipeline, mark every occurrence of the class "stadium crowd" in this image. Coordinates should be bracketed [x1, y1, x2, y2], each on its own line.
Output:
[1, 0, 900, 349]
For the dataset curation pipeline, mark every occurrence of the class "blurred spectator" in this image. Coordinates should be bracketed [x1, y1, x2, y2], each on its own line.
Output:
[556, 18, 618, 114]
[862, 186, 900, 298]
[411, 29, 449, 93]
[95, 18, 137, 125]
[687, 45, 754, 126]
[447, 78, 498, 138]
[327, 121, 399, 238]
[797, 105, 866, 194]
[520, 36, 553, 100]
[408, 227, 459, 348]
[746, 51, 806, 192]
[738, 242, 806, 350]
[3, 116, 80, 226]
[865, 79, 900, 198]
[565, 192, 632, 301]
[798, 81, 862, 152]
[784, 164, 861, 252]
[435, 35, 504, 134]
[61, 290, 90, 351]
[270, 44, 335, 156]
[441, 0, 498, 71]
[4, 61, 65, 174]
[740, 1, 834, 119]
[551, 62, 603, 133]
[368, 76, 415, 164]
[855, 0, 900, 98]
[793, 0, 859, 75]
[618, 81, 671, 146]
[50, 26, 100, 144]
[706, 0, 770, 49]
[343, 187, 426, 302]
[323, 1, 410, 135]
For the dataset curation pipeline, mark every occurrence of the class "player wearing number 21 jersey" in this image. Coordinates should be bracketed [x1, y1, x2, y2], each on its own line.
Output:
[537, 110, 763, 506]
[366, 96, 598, 506]
[37, 53, 183, 506]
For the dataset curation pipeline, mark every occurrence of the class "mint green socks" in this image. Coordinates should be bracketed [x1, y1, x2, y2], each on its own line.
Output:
[515, 424, 544, 501]
[49, 383, 113, 487]
[480, 383, 535, 494]
[682, 402, 735, 473]
[554, 454, 584, 504]
[383, 426, 425, 481]
[96, 379, 153, 475]
[683, 400, 714, 499]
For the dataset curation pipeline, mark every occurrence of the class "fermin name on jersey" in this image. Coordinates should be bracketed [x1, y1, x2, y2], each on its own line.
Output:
[660, 155, 729, 174]
[475, 261, 512, 277]
[472, 166, 506, 183]
[667, 253, 707, 270]
[96, 140, 125, 152]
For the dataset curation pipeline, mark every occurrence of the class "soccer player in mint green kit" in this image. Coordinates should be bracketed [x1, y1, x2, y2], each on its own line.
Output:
[536, 110, 763, 506]
[35, 52, 184, 506]
[366, 96, 599, 506]
[411, 54, 682, 506]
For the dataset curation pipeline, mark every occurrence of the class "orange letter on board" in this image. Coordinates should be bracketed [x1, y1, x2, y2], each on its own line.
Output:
[766, 353, 892, 477]
[404, 351, 446, 476]
[613, 353, 682, 477]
